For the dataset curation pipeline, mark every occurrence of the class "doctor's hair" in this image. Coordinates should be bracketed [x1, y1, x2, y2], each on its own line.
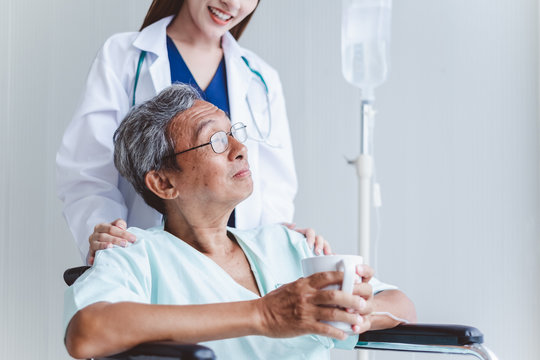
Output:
[140, 0, 260, 40]
[113, 84, 202, 215]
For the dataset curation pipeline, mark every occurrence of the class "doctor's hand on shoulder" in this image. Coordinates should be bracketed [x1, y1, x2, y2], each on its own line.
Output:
[87, 219, 333, 265]
[87, 219, 136, 265]
[283, 223, 333, 255]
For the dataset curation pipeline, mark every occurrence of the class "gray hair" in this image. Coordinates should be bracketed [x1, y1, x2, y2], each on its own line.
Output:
[113, 83, 201, 215]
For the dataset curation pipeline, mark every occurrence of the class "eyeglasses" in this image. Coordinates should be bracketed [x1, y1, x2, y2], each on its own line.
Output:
[171, 122, 248, 157]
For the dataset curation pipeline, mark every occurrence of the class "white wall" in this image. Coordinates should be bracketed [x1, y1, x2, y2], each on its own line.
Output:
[0, 1, 152, 358]
[0, 1, 538, 359]
[241, 1, 540, 359]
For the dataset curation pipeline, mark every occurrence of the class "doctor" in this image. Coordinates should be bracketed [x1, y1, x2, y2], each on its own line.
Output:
[57, 0, 325, 264]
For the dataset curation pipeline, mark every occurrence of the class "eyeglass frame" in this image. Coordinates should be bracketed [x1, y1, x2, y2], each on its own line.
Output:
[167, 122, 247, 158]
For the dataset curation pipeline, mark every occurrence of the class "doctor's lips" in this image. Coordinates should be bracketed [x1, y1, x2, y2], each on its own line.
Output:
[208, 6, 234, 25]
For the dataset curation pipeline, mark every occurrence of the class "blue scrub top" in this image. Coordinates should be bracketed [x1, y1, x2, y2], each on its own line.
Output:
[167, 36, 231, 116]
[167, 36, 235, 227]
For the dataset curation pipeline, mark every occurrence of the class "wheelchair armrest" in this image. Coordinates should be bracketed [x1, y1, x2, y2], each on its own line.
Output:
[63, 266, 91, 286]
[97, 342, 216, 360]
[64, 268, 215, 359]
[357, 324, 484, 346]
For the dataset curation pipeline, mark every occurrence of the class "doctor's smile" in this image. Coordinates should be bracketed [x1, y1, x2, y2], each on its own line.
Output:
[209, 6, 234, 24]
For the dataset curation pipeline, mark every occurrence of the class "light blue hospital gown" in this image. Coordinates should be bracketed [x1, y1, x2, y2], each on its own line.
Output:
[64, 224, 397, 360]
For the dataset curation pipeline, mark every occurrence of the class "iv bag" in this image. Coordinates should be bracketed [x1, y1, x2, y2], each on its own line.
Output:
[341, 0, 392, 100]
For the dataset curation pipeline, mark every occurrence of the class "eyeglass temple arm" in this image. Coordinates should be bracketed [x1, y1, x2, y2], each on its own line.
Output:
[173, 142, 212, 156]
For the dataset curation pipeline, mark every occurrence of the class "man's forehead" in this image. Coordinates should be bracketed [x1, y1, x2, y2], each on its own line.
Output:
[169, 100, 224, 138]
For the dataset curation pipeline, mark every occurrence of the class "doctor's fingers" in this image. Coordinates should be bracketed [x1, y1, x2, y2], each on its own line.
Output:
[302, 229, 331, 255]
[110, 218, 128, 230]
[316, 235, 332, 255]
[87, 239, 113, 265]
[89, 233, 131, 250]
[93, 222, 136, 243]
[281, 222, 296, 230]
[281, 224, 330, 255]
[296, 227, 318, 252]
[86, 240, 116, 265]
[88, 234, 130, 263]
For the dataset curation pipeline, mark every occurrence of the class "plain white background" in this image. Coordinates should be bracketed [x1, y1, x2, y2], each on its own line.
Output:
[0, 1, 538, 359]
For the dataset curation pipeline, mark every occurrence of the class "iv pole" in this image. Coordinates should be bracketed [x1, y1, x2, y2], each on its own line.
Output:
[349, 101, 374, 360]
[349, 101, 374, 267]
[341, 1, 392, 359]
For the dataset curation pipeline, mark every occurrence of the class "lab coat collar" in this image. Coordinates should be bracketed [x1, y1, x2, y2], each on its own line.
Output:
[132, 15, 173, 57]
[132, 16, 174, 97]
[131, 17, 255, 102]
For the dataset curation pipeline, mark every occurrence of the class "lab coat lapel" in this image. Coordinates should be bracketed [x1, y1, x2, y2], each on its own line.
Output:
[222, 32, 253, 122]
[132, 16, 173, 101]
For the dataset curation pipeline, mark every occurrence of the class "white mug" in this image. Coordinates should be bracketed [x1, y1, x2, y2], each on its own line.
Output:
[301, 255, 363, 334]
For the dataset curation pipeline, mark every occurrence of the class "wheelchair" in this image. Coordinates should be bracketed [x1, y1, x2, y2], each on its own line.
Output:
[64, 266, 498, 360]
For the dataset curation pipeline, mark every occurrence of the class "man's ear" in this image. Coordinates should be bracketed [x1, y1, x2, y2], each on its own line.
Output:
[145, 170, 179, 200]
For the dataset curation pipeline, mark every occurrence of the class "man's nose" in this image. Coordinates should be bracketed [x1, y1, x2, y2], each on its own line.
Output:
[228, 136, 247, 160]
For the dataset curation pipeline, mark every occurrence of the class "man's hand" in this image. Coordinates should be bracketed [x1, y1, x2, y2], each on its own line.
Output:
[87, 219, 136, 265]
[255, 271, 367, 340]
[350, 264, 375, 333]
[283, 223, 332, 255]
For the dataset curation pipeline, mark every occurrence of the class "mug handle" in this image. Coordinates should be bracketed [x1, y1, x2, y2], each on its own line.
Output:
[338, 259, 356, 294]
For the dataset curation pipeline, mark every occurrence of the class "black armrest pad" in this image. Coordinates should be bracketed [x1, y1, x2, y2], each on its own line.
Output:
[357, 324, 484, 346]
[63, 266, 91, 286]
[97, 342, 216, 360]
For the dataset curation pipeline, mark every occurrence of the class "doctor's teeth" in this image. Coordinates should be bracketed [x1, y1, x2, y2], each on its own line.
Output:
[209, 7, 232, 21]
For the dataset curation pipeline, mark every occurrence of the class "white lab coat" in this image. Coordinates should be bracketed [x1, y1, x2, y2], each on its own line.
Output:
[56, 16, 297, 262]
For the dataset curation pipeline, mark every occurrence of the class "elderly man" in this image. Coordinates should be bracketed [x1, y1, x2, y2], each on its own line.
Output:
[64, 84, 416, 359]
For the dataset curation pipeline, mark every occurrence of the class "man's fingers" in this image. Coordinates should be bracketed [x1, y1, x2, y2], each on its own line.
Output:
[313, 291, 367, 312]
[356, 264, 374, 282]
[353, 282, 373, 300]
[307, 271, 344, 289]
[353, 316, 372, 334]
[310, 321, 348, 341]
[317, 307, 363, 326]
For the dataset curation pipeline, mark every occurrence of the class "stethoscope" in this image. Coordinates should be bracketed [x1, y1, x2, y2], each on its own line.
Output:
[132, 50, 280, 148]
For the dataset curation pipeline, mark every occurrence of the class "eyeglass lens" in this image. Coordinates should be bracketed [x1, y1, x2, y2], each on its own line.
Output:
[209, 123, 247, 154]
